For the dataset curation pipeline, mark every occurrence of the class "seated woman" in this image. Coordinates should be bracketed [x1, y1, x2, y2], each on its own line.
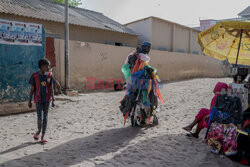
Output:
[183, 82, 228, 138]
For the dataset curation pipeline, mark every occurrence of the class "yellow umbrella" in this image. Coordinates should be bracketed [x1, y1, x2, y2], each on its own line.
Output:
[197, 21, 250, 66]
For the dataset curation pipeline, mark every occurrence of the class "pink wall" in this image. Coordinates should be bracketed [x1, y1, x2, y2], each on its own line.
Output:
[200, 20, 217, 31]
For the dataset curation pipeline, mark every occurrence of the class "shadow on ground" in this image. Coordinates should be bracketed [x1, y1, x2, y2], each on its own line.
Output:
[96, 134, 243, 167]
[0, 127, 140, 167]
[0, 142, 40, 155]
[0, 128, 243, 167]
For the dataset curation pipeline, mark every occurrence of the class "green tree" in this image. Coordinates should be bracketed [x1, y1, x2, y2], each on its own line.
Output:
[52, 0, 82, 7]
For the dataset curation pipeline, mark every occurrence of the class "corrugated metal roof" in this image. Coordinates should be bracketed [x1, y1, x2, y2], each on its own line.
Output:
[0, 0, 137, 35]
[238, 6, 250, 17]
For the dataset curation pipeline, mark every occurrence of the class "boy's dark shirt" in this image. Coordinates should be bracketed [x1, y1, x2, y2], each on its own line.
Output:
[29, 72, 54, 103]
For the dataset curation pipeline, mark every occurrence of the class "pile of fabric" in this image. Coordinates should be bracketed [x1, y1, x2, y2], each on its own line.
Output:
[206, 94, 242, 155]
[119, 42, 164, 127]
[205, 83, 250, 165]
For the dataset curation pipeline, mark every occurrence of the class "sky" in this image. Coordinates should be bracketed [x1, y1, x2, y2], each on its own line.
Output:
[81, 0, 249, 27]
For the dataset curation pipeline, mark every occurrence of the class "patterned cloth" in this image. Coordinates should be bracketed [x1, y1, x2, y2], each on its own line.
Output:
[207, 122, 238, 156]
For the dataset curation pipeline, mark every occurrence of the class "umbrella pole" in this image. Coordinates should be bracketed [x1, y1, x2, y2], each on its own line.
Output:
[235, 29, 243, 66]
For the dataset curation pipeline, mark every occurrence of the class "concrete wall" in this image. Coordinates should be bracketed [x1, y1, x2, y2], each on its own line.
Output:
[126, 17, 202, 54]
[190, 30, 202, 54]
[149, 51, 224, 81]
[126, 18, 152, 45]
[173, 25, 190, 53]
[151, 18, 173, 51]
[0, 13, 138, 47]
[54, 39, 225, 91]
[54, 39, 134, 91]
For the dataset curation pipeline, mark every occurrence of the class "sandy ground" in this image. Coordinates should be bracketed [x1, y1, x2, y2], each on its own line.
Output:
[0, 78, 245, 167]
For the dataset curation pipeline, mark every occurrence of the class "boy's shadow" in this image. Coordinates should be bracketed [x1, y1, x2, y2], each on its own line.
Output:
[0, 142, 40, 155]
[0, 127, 141, 167]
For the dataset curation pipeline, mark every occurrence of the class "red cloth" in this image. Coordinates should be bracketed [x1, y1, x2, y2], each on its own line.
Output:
[196, 108, 210, 129]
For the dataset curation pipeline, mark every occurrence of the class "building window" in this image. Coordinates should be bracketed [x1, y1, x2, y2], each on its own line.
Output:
[177, 49, 185, 53]
[158, 47, 168, 51]
[105, 41, 115, 45]
[105, 41, 123, 46]
[115, 42, 123, 46]
[192, 51, 199, 55]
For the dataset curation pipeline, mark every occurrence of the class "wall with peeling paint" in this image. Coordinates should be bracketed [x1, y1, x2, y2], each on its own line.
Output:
[0, 25, 45, 103]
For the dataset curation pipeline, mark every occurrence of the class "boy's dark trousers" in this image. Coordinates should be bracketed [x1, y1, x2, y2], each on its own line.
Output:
[36, 102, 50, 135]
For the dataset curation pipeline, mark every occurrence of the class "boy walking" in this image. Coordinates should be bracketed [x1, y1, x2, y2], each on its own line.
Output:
[28, 58, 55, 144]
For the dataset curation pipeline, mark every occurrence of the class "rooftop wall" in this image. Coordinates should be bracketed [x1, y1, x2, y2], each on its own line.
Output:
[0, 13, 138, 47]
[126, 17, 202, 54]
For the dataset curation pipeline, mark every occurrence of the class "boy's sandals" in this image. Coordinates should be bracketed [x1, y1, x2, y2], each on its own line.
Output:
[182, 127, 191, 132]
[34, 134, 39, 141]
[40, 139, 48, 144]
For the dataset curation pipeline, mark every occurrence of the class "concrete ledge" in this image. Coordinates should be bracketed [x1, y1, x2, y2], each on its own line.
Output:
[0, 95, 75, 116]
[55, 95, 75, 101]
[0, 102, 36, 116]
[65, 90, 78, 96]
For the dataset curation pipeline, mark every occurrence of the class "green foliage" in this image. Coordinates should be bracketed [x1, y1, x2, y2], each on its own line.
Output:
[52, 0, 82, 7]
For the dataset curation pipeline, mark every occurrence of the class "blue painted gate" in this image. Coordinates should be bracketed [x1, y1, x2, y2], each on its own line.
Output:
[0, 19, 45, 102]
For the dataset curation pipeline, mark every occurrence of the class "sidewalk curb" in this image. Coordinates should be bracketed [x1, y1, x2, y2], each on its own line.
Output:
[0, 102, 36, 116]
